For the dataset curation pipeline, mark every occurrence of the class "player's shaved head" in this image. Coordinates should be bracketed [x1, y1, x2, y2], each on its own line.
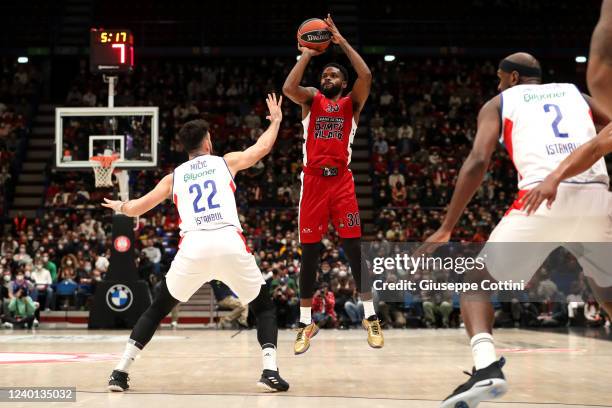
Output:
[504, 52, 541, 73]
[497, 52, 541, 91]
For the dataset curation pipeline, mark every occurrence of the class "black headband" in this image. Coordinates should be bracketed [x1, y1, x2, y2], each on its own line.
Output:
[498, 59, 541, 78]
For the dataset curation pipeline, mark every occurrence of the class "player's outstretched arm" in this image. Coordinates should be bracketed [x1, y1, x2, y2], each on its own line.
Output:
[282, 46, 320, 106]
[521, 121, 612, 215]
[325, 14, 372, 113]
[582, 94, 611, 132]
[426, 97, 501, 242]
[588, 0, 612, 117]
[102, 173, 173, 217]
[224, 93, 282, 177]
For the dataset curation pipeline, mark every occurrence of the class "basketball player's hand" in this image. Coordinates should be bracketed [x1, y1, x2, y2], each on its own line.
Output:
[297, 44, 325, 57]
[325, 13, 344, 44]
[520, 175, 560, 215]
[102, 197, 124, 213]
[265, 93, 283, 124]
[414, 228, 452, 257]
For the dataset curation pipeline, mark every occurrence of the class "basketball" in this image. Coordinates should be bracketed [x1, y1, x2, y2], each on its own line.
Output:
[297, 18, 331, 51]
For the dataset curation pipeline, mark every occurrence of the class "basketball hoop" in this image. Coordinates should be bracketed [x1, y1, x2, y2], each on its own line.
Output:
[90, 155, 119, 187]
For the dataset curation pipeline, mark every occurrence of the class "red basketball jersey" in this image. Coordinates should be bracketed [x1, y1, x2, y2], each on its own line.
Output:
[301, 91, 357, 168]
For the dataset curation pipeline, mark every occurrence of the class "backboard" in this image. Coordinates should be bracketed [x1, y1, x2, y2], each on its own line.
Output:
[55, 107, 159, 169]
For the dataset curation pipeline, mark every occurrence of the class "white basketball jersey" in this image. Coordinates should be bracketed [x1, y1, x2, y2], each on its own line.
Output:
[172, 155, 242, 233]
[500, 83, 609, 189]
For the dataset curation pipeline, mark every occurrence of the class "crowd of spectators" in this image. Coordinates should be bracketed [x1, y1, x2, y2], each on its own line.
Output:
[0, 59, 39, 218]
[368, 57, 517, 242]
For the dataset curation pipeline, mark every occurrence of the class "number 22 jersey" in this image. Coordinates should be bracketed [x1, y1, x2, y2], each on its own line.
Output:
[172, 155, 242, 234]
[500, 83, 609, 190]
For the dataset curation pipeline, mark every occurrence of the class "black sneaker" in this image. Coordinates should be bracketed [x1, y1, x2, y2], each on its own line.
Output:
[440, 357, 507, 408]
[256, 369, 290, 392]
[107, 370, 130, 392]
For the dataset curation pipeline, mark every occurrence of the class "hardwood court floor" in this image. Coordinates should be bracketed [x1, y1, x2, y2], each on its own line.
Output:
[0, 327, 611, 408]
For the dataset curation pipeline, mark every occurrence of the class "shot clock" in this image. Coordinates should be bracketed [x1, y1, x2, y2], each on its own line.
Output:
[90, 28, 134, 74]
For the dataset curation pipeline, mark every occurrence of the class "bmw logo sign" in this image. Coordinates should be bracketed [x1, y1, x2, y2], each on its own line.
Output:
[106, 284, 134, 312]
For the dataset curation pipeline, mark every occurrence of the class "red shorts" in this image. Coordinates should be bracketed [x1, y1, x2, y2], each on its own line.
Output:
[299, 169, 362, 243]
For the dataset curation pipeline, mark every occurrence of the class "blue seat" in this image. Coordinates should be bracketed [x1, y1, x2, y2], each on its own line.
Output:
[55, 280, 78, 296]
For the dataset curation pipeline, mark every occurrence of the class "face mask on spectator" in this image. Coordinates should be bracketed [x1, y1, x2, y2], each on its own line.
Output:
[3, 275, 9, 283]
[42, 256, 49, 262]
[66, 260, 72, 266]
[83, 245, 90, 251]
[84, 265, 92, 273]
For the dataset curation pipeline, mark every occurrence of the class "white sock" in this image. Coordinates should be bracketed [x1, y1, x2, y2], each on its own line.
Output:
[262, 345, 277, 371]
[363, 300, 375, 319]
[299, 307, 312, 325]
[470, 333, 496, 370]
[115, 340, 141, 373]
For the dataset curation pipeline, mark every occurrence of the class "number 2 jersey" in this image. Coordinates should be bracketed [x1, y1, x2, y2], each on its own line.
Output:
[500, 83, 609, 190]
[172, 154, 242, 234]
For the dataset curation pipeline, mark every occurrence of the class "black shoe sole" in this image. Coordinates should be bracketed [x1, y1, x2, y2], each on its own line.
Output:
[256, 380, 289, 392]
[440, 378, 507, 408]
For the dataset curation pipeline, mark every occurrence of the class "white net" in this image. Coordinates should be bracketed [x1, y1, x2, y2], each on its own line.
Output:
[90, 156, 118, 187]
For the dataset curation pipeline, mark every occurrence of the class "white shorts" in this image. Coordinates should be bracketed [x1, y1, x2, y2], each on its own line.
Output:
[482, 183, 612, 287]
[165, 227, 264, 304]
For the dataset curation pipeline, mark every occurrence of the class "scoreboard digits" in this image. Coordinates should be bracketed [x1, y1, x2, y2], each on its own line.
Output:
[90, 28, 134, 74]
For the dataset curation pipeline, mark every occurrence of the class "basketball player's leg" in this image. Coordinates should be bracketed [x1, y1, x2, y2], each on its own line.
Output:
[588, 0, 612, 117]
[572, 245, 612, 318]
[108, 248, 207, 392]
[295, 173, 327, 354]
[441, 213, 560, 408]
[564, 186, 612, 321]
[587, 279, 612, 317]
[332, 171, 383, 348]
[108, 279, 180, 392]
[217, 246, 289, 392]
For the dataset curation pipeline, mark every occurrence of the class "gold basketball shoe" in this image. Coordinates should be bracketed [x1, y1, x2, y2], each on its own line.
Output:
[362, 316, 384, 348]
[294, 322, 319, 355]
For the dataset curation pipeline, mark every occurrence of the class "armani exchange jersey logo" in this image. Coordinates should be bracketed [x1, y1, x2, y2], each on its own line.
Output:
[314, 116, 345, 140]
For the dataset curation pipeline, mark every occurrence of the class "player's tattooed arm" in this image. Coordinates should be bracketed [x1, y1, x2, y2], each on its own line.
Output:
[428, 96, 501, 241]
[325, 14, 372, 116]
[102, 173, 173, 217]
[522, 121, 612, 215]
[224, 93, 282, 177]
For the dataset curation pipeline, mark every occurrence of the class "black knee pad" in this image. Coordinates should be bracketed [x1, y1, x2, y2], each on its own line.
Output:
[250, 284, 275, 315]
[130, 279, 179, 348]
[249, 284, 278, 348]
